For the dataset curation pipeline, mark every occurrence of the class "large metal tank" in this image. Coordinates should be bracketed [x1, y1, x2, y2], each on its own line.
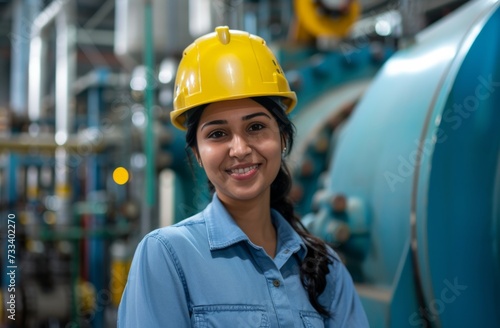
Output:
[301, 0, 500, 327]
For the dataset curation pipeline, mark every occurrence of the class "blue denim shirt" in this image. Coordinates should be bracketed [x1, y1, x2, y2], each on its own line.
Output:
[118, 194, 368, 327]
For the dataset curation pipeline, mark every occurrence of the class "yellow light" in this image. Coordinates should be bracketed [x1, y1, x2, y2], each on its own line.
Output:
[113, 167, 129, 185]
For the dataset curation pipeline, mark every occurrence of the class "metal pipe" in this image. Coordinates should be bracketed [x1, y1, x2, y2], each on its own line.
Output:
[31, 0, 67, 34]
[28, 0, 70, 123]
[28, 34, 46, 123]
[54, 0, 76, 146]
[55, 0, 76, 230]
[10, 0, 41, 116]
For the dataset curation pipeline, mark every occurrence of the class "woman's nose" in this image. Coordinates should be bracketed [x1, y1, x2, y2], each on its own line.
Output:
[229, 135, 252, 159]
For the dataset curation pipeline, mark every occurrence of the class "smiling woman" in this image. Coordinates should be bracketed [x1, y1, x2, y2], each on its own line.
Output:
[118, 26, 369, 328]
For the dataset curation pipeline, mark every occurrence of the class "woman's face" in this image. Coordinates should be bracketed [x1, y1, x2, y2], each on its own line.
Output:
[195, 98, 283, 205]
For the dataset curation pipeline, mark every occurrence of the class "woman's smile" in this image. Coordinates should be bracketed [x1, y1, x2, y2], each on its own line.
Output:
[226, 163, 260, 180]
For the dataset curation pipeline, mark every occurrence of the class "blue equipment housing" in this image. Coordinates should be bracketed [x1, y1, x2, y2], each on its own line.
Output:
[300, 1, 500, 327]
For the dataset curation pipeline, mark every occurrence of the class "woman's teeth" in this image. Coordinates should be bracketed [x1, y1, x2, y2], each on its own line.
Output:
[230, 165, 258, 174]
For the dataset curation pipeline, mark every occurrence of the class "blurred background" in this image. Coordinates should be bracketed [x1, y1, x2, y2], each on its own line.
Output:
[0, 0, 498, 327]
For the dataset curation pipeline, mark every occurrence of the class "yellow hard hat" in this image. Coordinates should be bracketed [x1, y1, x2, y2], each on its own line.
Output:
[170, 26, 297, 130]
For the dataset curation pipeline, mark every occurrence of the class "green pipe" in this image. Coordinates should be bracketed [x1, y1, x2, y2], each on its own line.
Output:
[144, 0, 155, 206]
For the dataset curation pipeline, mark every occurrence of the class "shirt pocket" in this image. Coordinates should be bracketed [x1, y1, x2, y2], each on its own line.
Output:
[299, 310, 325, 328]
[192, 304, 270, 328]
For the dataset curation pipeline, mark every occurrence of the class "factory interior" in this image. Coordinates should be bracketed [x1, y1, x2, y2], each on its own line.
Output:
[0, 0, 499, 327]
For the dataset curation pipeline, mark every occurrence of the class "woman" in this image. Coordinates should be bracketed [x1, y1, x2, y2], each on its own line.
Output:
[118, 26, 368, 327]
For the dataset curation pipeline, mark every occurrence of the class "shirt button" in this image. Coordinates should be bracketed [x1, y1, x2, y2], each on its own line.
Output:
[283, 249, 290, 254]
[272, 279, 281, 287]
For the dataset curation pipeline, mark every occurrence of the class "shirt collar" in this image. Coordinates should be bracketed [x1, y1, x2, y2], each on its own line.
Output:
[204, 193, 307, 260]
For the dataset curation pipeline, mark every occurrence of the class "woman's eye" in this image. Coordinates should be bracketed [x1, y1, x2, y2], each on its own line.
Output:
[249, 123, 264, 131]
[207, 130, 226, 139]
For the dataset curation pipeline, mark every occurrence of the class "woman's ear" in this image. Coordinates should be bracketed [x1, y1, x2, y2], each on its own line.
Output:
[281, 134, 288, 150]
[191, 147, 203, 167]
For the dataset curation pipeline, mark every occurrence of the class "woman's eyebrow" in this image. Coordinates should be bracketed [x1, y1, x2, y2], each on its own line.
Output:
[242, 112, 271, 121]
[200, 119, 227, 131]
[200, 112, 271, 130]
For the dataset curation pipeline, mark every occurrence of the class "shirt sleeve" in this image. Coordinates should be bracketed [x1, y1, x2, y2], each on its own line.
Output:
[326, 252, 370, 327]
[118, 232, 191, 328]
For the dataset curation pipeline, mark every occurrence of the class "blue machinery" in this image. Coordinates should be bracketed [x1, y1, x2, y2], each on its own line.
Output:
[298, 1, 500, 327]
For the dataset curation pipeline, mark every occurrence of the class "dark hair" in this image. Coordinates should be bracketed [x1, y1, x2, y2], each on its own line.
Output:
[184, 96, 333, 317]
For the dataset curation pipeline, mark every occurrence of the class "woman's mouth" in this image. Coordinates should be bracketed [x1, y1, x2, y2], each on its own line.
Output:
[227, 164, 259, 179]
